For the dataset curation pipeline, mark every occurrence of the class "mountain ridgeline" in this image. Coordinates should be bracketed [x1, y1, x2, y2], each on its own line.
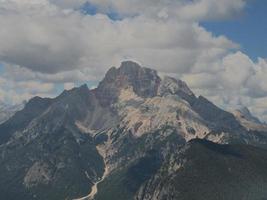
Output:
[0, 61, 267, 200]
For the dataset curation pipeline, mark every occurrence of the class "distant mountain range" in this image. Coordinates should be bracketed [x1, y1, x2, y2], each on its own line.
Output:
[0, 61, 267, 200]
[233, 106, 267, 132]
[0, 102, 24, 124]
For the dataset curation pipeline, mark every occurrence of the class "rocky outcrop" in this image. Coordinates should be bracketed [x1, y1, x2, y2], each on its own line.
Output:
[24, 161, 53, 188]
[96, 61, 160, 106]
[233, 107, 267, 132]
[158, 76, 195, 98]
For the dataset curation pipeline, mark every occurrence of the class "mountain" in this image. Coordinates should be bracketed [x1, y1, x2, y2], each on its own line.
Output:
[0, 61, 267, 200]
[0, 102, 24, 125]
[235, 107, 262, 124]
[233, 106, 267, 132]
[0, 86, 105, 200]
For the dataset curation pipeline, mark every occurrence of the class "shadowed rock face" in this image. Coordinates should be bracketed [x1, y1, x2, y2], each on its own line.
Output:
[0, 97, 53, 145]
[0, 85, 105, 200]
[96, 61, 160, 106]
[191, 95, 243, 132]
[0, 61, 267, 200]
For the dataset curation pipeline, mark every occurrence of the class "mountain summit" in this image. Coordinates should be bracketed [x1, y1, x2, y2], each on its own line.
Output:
[0, 61, 267, 200]
[96, 61, 160, 106]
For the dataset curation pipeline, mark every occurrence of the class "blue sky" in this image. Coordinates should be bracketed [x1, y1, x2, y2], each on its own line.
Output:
[202, 0, 266, 61]
[80, 1, 122, 20]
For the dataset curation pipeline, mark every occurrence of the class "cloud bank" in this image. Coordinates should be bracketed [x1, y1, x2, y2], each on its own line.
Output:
[0, 0, 267, 121]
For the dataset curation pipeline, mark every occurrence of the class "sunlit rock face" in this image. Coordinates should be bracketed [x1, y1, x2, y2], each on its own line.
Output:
[232, 106, 267, 132]
[96, 61, 160, 106]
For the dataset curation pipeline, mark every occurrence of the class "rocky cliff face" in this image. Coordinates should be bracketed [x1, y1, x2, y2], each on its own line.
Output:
[0, 61, 267, 200]
[96, 61, 160, 106]
[233, 106, 267, 132]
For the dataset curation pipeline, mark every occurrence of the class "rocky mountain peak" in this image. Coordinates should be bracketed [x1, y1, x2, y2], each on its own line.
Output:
[119, 60, 143, 73]
[96, 61, 160, 106]
[106, 61, 160, 90]
[232, 106, 267, 131]
[60, 84, 89, 97]
[234, 106, 261, 124]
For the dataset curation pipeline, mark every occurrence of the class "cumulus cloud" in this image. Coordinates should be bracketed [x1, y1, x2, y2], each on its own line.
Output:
[0, 0, 239, 75]
[221, 52, 254, 90]
[1, 0, 267, 121]
[2, 64, 94, 83]
[182, 52, 267, 121]
[177, 0, 246, 21]
[64, 82, 75, 90]
[84, 0, 246, 21]
[0, 76, 56, 104]
[49, 0, 86, 9]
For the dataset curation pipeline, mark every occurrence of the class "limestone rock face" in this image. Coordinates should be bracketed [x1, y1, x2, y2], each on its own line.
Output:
[233, 106, 267, 132]
[158, 76, 194, 97]
[96, 61, 160, 106]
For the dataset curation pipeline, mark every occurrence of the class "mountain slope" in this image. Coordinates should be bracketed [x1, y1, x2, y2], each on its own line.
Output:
[0, 86, 105, 200]
[95, 127, 185, 200]
[233, 106, 267, 132]
[138, 139, 267, 200]
[0, 97, 52, 145]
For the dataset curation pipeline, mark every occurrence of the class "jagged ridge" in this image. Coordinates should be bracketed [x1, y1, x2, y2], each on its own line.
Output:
[0, 61, 267, 200]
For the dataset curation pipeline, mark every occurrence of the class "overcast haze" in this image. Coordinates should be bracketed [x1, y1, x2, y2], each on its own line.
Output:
[0, 0, 266, 121]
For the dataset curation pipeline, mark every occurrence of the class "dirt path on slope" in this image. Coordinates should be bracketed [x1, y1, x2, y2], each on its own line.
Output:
[73, 145, 109, 200]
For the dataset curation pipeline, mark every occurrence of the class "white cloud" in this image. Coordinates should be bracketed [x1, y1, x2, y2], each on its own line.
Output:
[84, 0, 246, 21]
[221, 52, 253, 89]
[0, 84, 56, 104]
[0, 0, 239, 75]
[0, 65, 56, 104]
[49, 0, 86, 9]
[182, 52, 267, 121]
[177, 0, 246, 21]
[1, 0, 267, 122]
[2, 64, 94, 83]
[64, 82, 75, 90]
[16, 81, 54, 93]
[253, 97, 267, 121]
